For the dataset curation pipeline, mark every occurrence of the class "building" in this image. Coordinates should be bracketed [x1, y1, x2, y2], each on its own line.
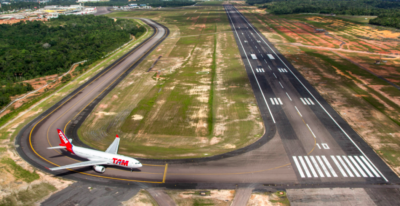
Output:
[128, 3, 138, 8]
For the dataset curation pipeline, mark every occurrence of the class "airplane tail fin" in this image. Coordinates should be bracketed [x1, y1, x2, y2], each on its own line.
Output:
[56, 129, 74, 154]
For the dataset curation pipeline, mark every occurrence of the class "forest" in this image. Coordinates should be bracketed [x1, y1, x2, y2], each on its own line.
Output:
[248, 0, 400, 29]
[0, 15, 145, 108]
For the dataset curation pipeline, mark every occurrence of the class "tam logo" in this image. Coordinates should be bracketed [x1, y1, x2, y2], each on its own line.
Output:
[59, 131, 68, 144]
[113, 158, 129, 166]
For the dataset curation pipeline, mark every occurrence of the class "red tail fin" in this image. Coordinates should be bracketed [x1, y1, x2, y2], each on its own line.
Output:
[57, 129, 74, 153]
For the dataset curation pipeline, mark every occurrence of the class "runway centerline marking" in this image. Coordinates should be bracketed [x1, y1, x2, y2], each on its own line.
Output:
[286, 92, 292, 101]
[294, 106, 302, 117]
[306, 124, 316, 138]
[226, 6, 275, 123]
[232, 5, 388, 181]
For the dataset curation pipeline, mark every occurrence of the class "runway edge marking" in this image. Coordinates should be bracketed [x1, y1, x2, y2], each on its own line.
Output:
[231, 5, 389, 182]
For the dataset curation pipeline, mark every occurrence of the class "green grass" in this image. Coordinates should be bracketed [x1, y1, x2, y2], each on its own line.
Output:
[208, 25, 217, 137]
[0, 147, 6, 154]
[270, 191, 290, 206]
[0, 183, 56, 206]
[1, 158, 39, 183]
[335, 15, 377, 24]
[0, 19, 152, 141]
[78, 5, 264, 159]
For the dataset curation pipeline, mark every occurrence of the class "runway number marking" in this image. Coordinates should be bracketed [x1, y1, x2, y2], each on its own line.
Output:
[316, 143, 329, 149]
[233, 5, 388, 181]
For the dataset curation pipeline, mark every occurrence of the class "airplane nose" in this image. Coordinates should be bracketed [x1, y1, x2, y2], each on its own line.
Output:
[138, 163, 142, 168]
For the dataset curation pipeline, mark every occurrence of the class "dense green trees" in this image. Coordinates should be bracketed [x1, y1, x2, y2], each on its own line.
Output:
[0, 83, 34, 107]
[0, 15, 145, 108]
[249, 0, 400, 29]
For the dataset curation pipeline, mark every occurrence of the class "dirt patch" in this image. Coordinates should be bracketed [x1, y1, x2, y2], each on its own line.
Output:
[167, 190, 234, 206]
[121, 189, 156, 206]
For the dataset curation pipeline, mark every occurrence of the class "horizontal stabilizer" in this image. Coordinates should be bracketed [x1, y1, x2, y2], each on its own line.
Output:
[47, 146, 67, 150]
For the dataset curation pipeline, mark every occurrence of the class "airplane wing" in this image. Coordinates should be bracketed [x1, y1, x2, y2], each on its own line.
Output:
[105, 135, 120, 154]
[47, 160, 108, 171]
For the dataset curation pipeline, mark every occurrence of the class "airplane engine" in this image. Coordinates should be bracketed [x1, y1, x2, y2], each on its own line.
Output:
[93, 165, 105, 173]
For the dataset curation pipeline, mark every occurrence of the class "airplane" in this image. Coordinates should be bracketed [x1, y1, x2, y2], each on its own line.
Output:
[47, 129, 142, 173]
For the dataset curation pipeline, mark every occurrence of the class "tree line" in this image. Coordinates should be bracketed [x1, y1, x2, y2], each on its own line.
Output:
[0, 15, 145, 108]
[247, 0, 400, 29]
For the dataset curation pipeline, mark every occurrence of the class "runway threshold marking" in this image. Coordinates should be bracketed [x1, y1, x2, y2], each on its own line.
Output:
[293, 155, 383, 179]
[30, 22, 169, 184]
[232, 5, 388, 181]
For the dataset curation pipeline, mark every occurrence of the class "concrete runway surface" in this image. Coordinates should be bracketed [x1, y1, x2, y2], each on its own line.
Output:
[16, 6, 400, 188]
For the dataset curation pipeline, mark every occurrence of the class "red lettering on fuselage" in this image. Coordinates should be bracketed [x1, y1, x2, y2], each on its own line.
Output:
[112, 158, 129, 166]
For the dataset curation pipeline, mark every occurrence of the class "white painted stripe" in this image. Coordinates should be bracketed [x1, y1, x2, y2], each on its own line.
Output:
[255, 46, 257, 48]
[307, 98, 315, 105]
[306, 124, 316, 138]
[355, 156, 374, 177]
[300, 98, 307, 105]
[284, 69, 288, 72]
[273, 98, 279, 105]
[264, 59, 267, 63]
[348, 156, 367, 177]
[343, 156, 360, 177]
[316, 156, 331, 177]
[225, 9, 276, 123]
[256, 69, 259, 72]
[273, 73, 277, 78]
[279, 82, 284, 88]
[268, 65, 271, 70]
[295, 106, 302, 117]
[331, 156, 347, 177]
[286, 92, 292, 101]
[261, 54, 263, 57]
[305, 156, 318, 178]
[232, 7, 387, 181]
[277, 98, 283, 105]
[310, 156, 324, 177]
[262, 68, 265, 72]
[322, 155, 338, 177]
[267, 54, 275, 60]
[336, 156, 354, 177]
[298, 156, 312, 178]
[360, 156, 381, 177]
[270, 98, 275, 105]
[278, 68, 282, 72]
[250, 54, 257, 59]
[293, 156, 305, 178]
[304, 98, 311, 105]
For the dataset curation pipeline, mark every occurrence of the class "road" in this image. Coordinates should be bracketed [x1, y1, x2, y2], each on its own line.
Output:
[16, 7, 399, 187]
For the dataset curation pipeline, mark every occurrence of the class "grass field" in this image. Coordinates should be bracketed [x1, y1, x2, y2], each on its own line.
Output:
[78, 6, 263, 159]
[238, 4, 400, 175]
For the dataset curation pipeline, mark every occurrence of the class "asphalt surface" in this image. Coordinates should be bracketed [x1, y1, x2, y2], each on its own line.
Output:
[17, 6, 400, 188]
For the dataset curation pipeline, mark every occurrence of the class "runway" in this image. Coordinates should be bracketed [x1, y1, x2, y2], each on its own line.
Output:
[16, 7, 399, 187]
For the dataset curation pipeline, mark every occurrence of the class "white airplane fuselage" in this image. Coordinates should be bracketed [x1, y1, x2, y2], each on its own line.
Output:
[72, 146, 142, 169]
